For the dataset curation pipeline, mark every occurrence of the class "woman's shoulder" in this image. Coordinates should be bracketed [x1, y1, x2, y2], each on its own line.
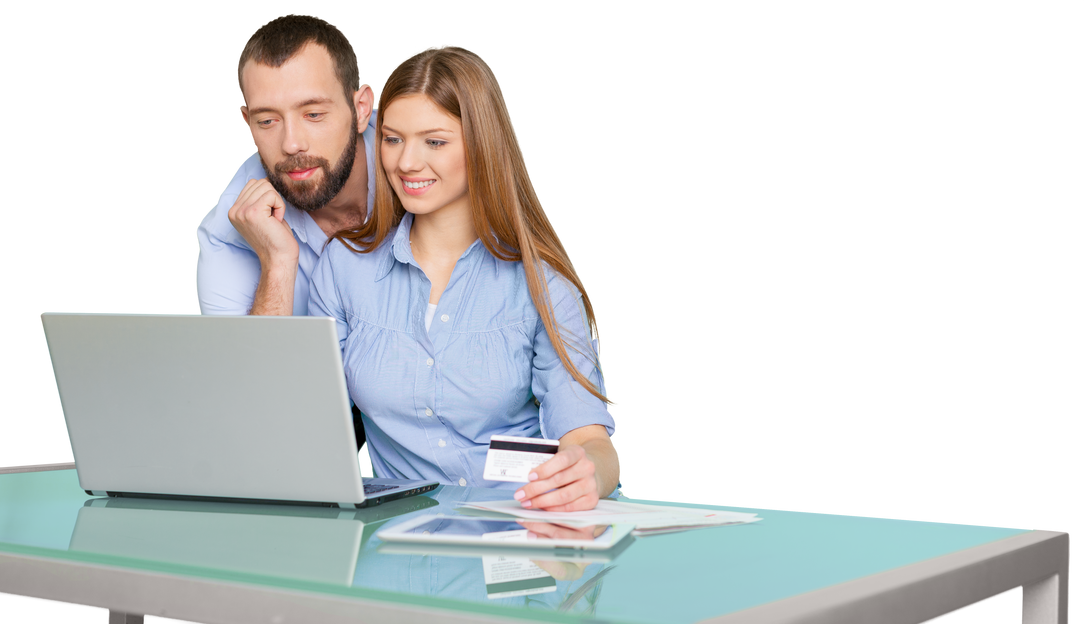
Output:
[323, 234, 392, 265]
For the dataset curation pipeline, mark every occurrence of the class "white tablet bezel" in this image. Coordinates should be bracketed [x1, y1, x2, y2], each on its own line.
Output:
[376, 514, 635, 550]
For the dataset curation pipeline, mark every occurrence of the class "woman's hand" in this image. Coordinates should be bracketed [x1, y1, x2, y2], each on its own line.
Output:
[513, 445, 599, 511]
[517, 521, 608, 541]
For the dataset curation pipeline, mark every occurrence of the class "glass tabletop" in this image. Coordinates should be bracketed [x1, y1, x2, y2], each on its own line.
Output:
[0, 469, 1028, 624]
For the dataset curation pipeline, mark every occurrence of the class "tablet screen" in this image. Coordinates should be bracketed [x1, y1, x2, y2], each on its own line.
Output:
[410, 518, 526, 536]
[380, 516, 622, 549]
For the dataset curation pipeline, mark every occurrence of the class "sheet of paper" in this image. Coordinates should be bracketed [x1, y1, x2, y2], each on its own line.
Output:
[458, 499, 760, 531]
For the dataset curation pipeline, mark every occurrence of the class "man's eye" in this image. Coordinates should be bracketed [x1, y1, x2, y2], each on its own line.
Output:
[257, 119, 274, 127]
[305, 113, 324, 120]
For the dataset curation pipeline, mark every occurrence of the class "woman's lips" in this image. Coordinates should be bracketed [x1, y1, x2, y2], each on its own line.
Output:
[288, 168, 318, 181]
[402, 178, 435, 196]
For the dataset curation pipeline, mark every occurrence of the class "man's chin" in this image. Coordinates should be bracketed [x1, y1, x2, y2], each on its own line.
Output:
[274, 176, 328, 212]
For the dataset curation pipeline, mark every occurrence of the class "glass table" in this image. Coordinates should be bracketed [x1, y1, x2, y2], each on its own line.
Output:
[0, 470, 1075, 619]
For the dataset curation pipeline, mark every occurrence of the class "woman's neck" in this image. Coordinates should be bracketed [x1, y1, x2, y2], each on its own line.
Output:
[409, 201, 478, 265]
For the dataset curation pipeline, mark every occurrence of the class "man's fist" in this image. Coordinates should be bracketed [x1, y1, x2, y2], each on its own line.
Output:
[228, 179, 298, 268]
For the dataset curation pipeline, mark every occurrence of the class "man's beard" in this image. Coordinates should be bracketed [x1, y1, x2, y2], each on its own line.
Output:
[261, 128, 359, 213]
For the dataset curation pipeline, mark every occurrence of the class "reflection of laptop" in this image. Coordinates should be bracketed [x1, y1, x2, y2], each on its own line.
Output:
[70, 495, 438, 585]
[41, 313, 438, 508]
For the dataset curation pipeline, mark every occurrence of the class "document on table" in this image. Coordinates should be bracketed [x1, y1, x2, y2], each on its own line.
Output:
[458, 500, 761, 535]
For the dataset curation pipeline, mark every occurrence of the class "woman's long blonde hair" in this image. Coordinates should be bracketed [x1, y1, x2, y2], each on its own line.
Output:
[333, 47, 607, 404]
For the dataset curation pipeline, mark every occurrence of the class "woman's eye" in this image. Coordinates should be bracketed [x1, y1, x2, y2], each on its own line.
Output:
[426, 139, 447, 148]
[383, 136, 402, 145]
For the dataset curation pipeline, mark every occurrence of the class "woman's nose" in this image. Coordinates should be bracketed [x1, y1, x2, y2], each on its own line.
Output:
[397, 140, 423, 172]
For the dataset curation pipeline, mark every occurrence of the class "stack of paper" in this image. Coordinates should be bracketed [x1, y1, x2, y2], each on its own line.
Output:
[458, 500, 760, 536]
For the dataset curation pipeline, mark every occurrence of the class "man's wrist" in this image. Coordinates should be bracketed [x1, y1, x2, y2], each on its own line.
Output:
[250, 259, 298, 316]
[260, 256, 299, 281]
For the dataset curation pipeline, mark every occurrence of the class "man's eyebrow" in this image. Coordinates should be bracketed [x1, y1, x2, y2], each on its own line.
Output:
[247, 97, 337, 116]
[381, 124, 454, 135]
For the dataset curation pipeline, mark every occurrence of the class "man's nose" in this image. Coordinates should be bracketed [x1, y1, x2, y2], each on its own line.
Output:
[281, 118, 308, 155]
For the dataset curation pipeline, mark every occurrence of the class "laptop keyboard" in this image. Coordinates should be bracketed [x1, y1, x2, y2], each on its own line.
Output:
[364, 483, 397, 495]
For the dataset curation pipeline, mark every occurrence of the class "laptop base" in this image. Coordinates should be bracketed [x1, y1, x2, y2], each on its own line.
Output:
[84, 482, 439, 510]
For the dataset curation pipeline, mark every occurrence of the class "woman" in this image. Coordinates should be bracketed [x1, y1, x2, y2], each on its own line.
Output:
[309, 47, 617, 511]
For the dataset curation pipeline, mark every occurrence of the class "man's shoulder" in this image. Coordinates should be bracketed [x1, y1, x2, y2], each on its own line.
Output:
[197, 153, 267, 247]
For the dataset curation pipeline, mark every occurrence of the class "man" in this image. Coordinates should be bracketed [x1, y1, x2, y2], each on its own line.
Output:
[198, 15, 374, 316]
[197, 15, 373, 449]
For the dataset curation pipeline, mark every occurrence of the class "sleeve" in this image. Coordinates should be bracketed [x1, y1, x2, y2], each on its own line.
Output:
[531, 271, 615, 441]
[308, 242, 349, 353]
[196, 194, 261, 316]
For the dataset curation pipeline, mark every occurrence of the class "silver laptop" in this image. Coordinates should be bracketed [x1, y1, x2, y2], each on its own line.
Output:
[41, 313, 438, 509]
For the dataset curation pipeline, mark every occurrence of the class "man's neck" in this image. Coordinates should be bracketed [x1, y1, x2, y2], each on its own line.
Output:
[310, 133, 368, 237]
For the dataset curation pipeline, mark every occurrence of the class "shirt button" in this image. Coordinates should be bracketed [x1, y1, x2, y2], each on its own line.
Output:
[438, 439, 446, 448]
[425, 408, 433, 416]
[440, 314, 450, 323]
[426, 358, 434, 366]
[459, 478, 467, 487]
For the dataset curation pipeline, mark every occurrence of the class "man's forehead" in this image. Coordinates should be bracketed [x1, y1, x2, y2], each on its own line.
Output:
[240, 42, 346, 107]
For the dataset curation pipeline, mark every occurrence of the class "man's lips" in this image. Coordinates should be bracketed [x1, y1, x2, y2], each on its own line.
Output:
[287, 167, 318, 181]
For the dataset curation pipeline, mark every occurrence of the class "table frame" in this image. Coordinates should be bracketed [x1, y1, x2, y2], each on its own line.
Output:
[0, 463, 1069, 624]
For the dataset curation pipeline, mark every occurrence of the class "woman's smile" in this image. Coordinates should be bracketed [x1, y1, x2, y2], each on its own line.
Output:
[401, 177, 436, 195]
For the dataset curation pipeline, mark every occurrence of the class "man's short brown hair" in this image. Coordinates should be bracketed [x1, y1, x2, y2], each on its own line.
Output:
[238, 15, 359, 105]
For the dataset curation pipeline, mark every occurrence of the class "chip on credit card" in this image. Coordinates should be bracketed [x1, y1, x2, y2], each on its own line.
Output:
[482, 435, 560, 483]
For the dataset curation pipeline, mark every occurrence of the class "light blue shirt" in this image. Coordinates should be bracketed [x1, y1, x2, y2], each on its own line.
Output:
[308, 213, 615, 488]
[197, 110, 377, 316]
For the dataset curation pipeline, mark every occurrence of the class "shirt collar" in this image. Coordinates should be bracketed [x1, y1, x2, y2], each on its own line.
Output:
[374, 213, 415, 281]
[375, 212, 486, 281]
[364, 109, 377, 219]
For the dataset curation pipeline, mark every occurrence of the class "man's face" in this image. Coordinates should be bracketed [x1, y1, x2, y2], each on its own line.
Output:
[240, 43, 358, 212]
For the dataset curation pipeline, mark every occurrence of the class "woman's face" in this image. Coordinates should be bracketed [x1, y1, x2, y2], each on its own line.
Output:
[381, 94, 469, 218]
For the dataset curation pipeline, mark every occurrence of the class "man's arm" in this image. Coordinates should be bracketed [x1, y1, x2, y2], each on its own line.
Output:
[248, 259, 297, 315]
[228, 179, 299, 315]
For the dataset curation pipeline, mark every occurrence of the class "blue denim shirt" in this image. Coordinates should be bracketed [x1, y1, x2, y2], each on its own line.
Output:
[309, 213, 614, 488]
[196, 111, 377, 316]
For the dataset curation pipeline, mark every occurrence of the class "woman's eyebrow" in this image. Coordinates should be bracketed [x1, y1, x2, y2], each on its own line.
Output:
[382, 124, 453, 135]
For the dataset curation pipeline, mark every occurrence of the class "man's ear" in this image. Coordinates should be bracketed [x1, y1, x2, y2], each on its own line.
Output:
[241, 106, 250, 125]
[354, 85, 375, 131]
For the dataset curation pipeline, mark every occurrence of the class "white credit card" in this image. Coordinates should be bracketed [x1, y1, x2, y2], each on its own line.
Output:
[482, 435, 560, 483]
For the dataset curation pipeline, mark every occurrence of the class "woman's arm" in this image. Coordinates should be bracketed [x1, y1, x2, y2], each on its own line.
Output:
[514, 424, 619, 511]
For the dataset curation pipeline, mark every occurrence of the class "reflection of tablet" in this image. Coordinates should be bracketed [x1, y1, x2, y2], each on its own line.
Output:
[376, 515, 635, 550]
[377, 533, 635, 563]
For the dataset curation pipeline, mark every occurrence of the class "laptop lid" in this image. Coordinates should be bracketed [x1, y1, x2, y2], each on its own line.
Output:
[41, 313, 366, 505]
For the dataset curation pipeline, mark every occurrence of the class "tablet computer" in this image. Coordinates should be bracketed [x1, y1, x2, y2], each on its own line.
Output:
[376, 515, 635, 550]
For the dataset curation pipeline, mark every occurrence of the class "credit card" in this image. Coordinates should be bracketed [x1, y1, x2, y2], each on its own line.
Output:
[482, 435, 560, 483]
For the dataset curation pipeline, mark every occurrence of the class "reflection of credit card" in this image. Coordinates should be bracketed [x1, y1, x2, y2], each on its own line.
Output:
[483, 435, 559, 483]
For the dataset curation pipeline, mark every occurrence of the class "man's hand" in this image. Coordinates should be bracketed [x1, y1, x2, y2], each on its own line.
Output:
[513, 444, 600, 512]
[227, 179, 298, 267]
